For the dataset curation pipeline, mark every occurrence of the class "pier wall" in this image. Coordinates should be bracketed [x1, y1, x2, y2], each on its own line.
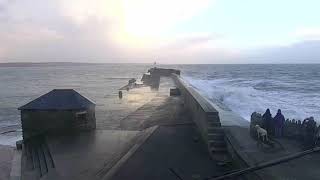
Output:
[171, 74, 221, 142]
[171, 74, 259, 178]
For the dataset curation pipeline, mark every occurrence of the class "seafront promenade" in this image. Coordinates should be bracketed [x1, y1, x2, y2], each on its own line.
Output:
[14, 73, 238, 180]
[174, 73, 320, 180]
[3, 68, 320, 180]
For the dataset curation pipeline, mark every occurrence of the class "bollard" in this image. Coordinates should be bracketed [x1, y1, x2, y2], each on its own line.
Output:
[16, 140, 23, 150]
[118, 91, 123, 99]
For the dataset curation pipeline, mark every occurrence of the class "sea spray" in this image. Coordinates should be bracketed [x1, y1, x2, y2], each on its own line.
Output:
[185, 77, 320, 122]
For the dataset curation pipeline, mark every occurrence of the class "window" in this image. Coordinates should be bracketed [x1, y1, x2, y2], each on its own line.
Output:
[76, 111, 88, 125]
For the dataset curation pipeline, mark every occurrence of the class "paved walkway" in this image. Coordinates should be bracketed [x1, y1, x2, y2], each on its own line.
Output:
[46, 130, 140, 180]
[0, 145, 14, 180]
[214, 101, 320, 180]
[120, 96, 190, 130]
[111, 125, 234, 180]
[109, 94, 241, 180]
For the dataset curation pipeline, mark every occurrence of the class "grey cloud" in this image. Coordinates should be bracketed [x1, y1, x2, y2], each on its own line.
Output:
[243, 40, 320, 64]
[0, 0, 139, 62]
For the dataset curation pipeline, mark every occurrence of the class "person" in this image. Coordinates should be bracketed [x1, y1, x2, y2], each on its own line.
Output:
[307, 117, 317, 148]
[315, 125, 320, 147]
[262, 109, 273, 136]
[274, 109, 285, 137]
[303, 117, 317, 149]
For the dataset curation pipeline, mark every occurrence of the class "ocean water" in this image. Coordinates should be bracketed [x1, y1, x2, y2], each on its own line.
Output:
[0, 63, 319, 145]
[178, 64, 320, 122]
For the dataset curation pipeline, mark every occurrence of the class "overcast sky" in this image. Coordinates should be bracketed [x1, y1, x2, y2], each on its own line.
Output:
[0, 0, 319, 64]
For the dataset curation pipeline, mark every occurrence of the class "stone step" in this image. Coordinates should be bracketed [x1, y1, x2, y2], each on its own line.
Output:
[207, 127, 224, 133]
[24, 143, 34, 170]
[207, 133, 224, 141]
[207, 126, 224, 133]
[207, 115, 220, 120]
[23, 169, 40, 180]
[209, 146, 228, 153]
[208, 140, 226, 148]
[42, 143, 55, 169]
[211, 152, 232, 163]
[37, 146, 48, 177]
[207, 122, 221, 127]
[31, 146, 41, 178]
[207, 120, 220, 123]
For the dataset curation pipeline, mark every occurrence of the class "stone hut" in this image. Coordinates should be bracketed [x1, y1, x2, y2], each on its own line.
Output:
[18, 89, 96, 139]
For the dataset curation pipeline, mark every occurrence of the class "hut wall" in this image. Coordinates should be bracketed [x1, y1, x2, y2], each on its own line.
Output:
[73, 106, 96, 130]
[21, 107, 96, 139]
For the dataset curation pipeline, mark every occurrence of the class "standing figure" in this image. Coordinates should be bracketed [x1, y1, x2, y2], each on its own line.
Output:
[274, 109, 285, 137]
[262, 109, 273, 136]
[303, 117, 317, 149]
[315, 125, 320, 147]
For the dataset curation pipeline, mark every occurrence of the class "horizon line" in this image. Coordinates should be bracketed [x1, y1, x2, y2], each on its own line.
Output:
[1, 61, 320, 65]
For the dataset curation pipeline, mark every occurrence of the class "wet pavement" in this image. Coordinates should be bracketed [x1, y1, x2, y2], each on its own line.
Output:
[45, 130, 140, 180]
[20, 76, 237, 180]
[111, 125, 232, 180]
[0, 145, 14, 180]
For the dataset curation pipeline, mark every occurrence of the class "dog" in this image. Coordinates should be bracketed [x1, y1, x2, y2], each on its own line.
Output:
[255, 125, 268, 142]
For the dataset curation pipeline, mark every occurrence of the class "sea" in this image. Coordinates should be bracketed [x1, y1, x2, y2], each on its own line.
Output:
[0, 63, 319, 146]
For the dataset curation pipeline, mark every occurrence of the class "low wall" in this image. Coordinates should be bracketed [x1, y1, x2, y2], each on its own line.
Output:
[171, 74, 263, 179]
[171, 74, 220, 142]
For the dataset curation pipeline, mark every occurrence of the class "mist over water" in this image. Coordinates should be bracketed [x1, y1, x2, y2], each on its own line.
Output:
[0, 63, 319, 145]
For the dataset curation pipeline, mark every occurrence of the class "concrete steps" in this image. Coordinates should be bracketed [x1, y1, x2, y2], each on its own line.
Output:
[208, 133, 224, 140]
[207, 114, 220, 121]
[208, 140, 226, 147]
[37, 146, 48, 176]
[22, 136, 55, 180]
[207, 121, 222, 127]
[208, 127, 224, 133]
[209, 146, 228, 153]
[206, 121, 230, 162]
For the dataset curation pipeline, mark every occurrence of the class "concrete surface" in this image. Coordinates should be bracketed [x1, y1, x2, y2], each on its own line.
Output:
[173, 74, 320, 180]
[120, 95, 191, 130]
[102, 126, 158, 180]
[111, 125, 234, 180]
[17, 74, 246, 180]
[9, 149, 21, 180]
[225, 125, 320, 180]
[172, 74, 221, 141]
[0, 145, 14, 180]
[46, 130, 140, 180]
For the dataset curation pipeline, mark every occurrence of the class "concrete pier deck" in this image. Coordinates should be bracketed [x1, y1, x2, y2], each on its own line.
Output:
[18, 68, 320, 180]
[173, 74, 320, 180]
[0, 145, 14, 180]
[20, 75, 238, 180]
[46, 130, 140, 180]
[108, 76, 236, 179]
[111, 125, 232, 180]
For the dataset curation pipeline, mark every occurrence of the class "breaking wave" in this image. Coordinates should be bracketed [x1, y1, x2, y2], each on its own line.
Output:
[185, 77, 320, 122]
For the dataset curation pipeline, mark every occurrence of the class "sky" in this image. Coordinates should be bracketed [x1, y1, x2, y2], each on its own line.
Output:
[0, 0, 320, 64]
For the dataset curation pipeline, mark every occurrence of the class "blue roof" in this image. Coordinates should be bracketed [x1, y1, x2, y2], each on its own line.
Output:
[18, 89, 95, 110]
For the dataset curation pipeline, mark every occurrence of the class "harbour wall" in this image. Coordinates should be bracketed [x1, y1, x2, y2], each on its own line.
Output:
[171, 73, 260, 179]
[171, 74, 221, 142]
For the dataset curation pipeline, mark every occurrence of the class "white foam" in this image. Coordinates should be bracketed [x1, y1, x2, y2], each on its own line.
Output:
[185, 77, 320, 122]
[0, 133, 22, 147]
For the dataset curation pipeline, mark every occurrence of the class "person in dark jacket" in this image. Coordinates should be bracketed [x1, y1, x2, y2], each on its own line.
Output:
[274, 109, 285, 137]
[262, 109, 273, 136]
[305, 117, 317, 149]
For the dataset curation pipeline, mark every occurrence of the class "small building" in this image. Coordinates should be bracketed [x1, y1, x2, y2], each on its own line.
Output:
[18, 89, 96, 139]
